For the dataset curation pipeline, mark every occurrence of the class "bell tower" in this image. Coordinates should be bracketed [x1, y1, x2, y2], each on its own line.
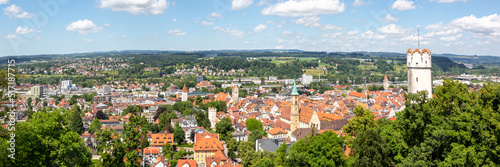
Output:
[290, 81, 300, 136]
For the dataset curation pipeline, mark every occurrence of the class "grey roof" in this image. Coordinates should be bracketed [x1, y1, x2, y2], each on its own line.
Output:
[256, 138, 286, 152]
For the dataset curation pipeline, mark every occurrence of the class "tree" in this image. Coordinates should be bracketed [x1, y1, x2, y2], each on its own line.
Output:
[352, 128, 392, 167]
[246, 119, 263, 132]
[195, 95, 203, 106]
[159, 112, 177, 132]
[249, 130, 264, 143]
[89, 119, 102, 134]
[0, 109, 92, 166]
[69, 106, 85, 135]
[384, 80, 500, 166]
[215, 117, 234, 141]
[343, 105, 376, 147]
[225, 132, 238, 160]
[96, 110, 107, 119]
[173, 123, 185, 144]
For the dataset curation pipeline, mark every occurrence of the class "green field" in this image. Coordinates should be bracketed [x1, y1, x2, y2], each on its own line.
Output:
[303, 69, 327, 76]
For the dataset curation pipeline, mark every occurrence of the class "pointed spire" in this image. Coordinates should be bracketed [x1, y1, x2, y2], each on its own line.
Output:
[182, 84, 187, 92]
[384, 74, 388, 81]
[291, 81, 299, 96]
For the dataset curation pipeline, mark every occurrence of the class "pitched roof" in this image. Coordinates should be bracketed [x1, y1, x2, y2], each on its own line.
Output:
[268, 127, 287, 135]
[182, 84, 188, 92]
[177, 159, 197, 167]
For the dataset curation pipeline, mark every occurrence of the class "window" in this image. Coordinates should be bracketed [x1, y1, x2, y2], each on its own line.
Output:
[416, 77, 418, 82]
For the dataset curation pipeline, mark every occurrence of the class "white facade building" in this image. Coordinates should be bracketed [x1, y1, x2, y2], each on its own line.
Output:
[407, 49, 432, 99]
[302, 74, 313, 86]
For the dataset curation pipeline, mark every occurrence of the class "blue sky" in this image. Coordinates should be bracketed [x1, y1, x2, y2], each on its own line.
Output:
[1, 0, 500, 56]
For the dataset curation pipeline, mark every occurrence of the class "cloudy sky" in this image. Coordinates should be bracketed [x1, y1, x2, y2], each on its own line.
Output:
[1, 0, 499, 56]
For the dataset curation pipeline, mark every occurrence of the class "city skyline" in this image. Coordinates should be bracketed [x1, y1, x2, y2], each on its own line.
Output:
[1, 0, 500, 57]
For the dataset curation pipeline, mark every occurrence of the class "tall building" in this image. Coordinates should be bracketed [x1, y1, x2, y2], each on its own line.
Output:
[208, 107, 216, 130]
[232, 85, 239, 103]
[31, 86, 43, 98]
[407, 49, 432, 99]
[182, 84, 188, 102]
[61, 80, 72, 90]
[383, 74, 389, 90]
[302, 74, 313, 86]
[290, 81, 300, 137]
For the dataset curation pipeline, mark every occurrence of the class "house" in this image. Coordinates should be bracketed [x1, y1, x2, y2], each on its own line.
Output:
[151, 132, 174, 147]
[267, 127, 287, 139]
[152, 155, 169, 167]
[177, 159, 197, 167]
[193, 133, 225, 165]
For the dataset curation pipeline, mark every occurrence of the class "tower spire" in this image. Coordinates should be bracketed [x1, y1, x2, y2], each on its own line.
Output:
[417, 26, 420, 50]
[291, 81, 299, 95]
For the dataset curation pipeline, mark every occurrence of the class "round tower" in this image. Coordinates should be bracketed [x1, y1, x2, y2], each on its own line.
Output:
[182, 84, 188, 102]
[208, 107, 216, 130]
[407, 49, 432, 99]
[232, 85, 239, 103]
[383, 74, 389, 90]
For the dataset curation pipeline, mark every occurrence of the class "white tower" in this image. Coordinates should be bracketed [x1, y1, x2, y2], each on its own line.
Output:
[383, 74, 389, 90]
[208, 107, 216, 130]
[407, 49, 432, 99]
[232, 85, 239, 103]
[181, 84, 188, 102]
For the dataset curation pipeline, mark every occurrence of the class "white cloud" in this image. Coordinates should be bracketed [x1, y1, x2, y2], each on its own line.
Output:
[391, 0, 415, 11]
[3, 4, 33, 18]
[295, 16, 321, 26]
[430, 0, 466, 3]
[243, 41, 257, 44]
[99, 0, 168, 15]
[254, 24, 267, 32]
[168, 29, 186, 36]
[208, 12, 221, 20]
[440, 34, 463, 41]
[295, 16, 343, 30]
[0, 0, 9, 5]
[361, 31, 385, 39]
[104, 23, 110, 26]
[378, 24, 405, 34]
[66, 19, 103, 35]
[400, 35, 420, 41]
[172, 19, 177, 22]
[321, 24, 343, 30]
[3, 34, 15, 39]
[282, 31, 293, 35]
[347, 31, 358, 36]
[15, 26, 34, 35]
[383, 14, 399, 22]
[262, 0, 345, 17]
[82, 38, 94, 42]
[213, 26, 245, 39]
[352, 0, 367, 6]
[321, 32, 342, 38]
[232, 0, 253, 10]
[201, 21, 214, 26]
[450, 14, 500, 35]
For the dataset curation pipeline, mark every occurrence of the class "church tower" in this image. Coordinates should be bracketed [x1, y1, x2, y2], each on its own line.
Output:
[407, 49, 432, 99]
[232, 85, 239, 103]
[182, 84, 188, 102]
[383, 74, 389, 90]
[208, 107, 216, 130]
[290, 81, 300, 135]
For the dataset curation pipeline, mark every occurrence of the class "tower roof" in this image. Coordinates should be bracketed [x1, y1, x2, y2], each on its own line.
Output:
[182, 84, 187, 92]
[291, 81, 299, 96]
[384, 74, 388, 81]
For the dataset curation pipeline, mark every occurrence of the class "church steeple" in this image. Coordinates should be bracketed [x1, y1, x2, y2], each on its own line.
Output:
[290, 81, 300, 137]
[291, 81, 299, 95]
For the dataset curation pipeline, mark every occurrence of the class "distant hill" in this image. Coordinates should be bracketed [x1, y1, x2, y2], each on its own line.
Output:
[2, 49, 498, 65]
